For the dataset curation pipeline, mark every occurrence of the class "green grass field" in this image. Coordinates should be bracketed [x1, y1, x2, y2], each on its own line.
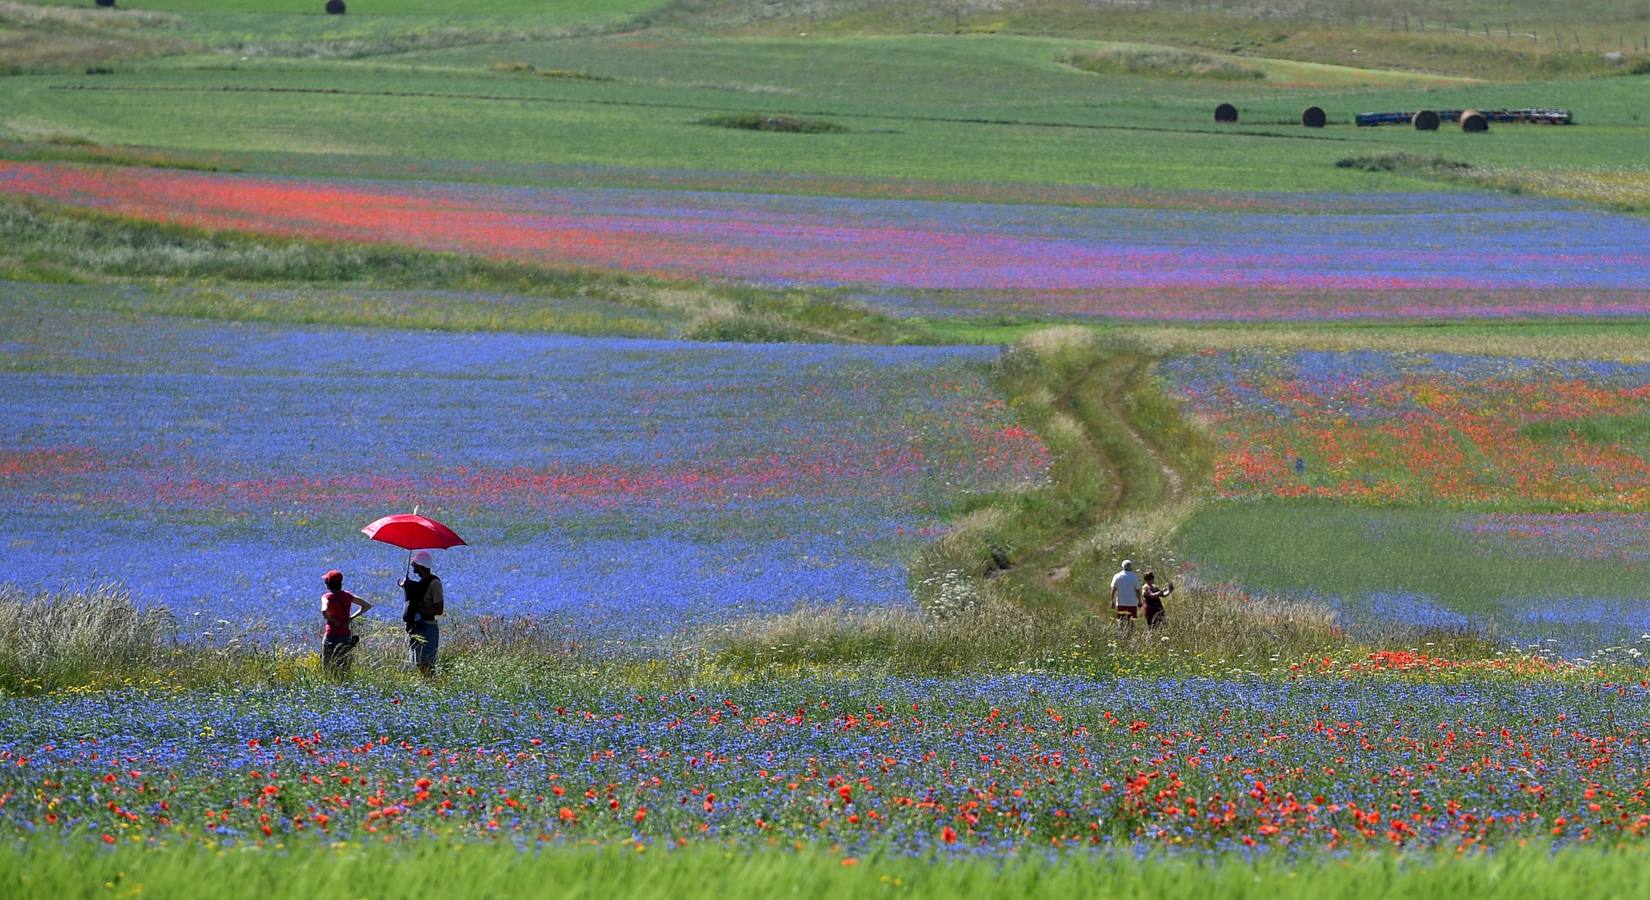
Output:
[1176, 501, 1650, 647]
[9, 839, 1650, 900]
[4, 55, 1648, 192]
[7, 0, 1650, 193]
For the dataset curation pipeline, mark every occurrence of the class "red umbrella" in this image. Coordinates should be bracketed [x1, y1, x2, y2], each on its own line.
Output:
[362, 514, 466, 551]
[363, 513, 466, 578]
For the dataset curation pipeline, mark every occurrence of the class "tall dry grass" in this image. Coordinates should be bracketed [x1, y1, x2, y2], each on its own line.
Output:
[0, 580, 1500, 696]
[708, 584, 1495, 676]
[0, 584, 175, 691]
[0, 585, 678, 695]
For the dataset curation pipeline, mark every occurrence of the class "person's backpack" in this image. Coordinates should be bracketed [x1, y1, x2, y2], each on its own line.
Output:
[402, 576, 427, 626]
[421, 576, 444, 618]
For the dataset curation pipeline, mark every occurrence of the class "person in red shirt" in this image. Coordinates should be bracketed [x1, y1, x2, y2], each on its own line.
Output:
[321, 569, 372, 675]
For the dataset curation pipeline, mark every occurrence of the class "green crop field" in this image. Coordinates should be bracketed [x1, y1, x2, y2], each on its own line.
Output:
[5, 36, 1650, 193]
[1176, 501, 1650, 643]
[9, 839, 1650, 900]
[6, 0, 1650, 195]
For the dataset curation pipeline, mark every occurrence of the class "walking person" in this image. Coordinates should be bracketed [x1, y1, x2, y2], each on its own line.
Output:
[320, 570, 372, 676]
[1142, 571, 1175, 629]
[401, 550, 445, 676]
[1109, 559, 1142, 629]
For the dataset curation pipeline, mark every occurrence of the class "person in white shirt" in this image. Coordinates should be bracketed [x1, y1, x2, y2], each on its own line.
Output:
[1109, 560, 1142, 622]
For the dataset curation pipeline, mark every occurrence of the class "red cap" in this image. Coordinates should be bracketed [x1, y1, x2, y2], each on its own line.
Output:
[323, 569, 343, 586]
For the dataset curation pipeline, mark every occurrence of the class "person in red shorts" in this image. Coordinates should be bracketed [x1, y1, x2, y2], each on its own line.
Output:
[1110, 559, 1142, 628]
[320, 569, 372, 676]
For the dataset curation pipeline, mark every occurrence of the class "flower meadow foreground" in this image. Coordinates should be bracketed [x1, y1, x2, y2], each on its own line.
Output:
[5, 675, 1650, 857]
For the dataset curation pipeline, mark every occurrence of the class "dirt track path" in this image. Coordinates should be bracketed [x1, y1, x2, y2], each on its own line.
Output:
[1119, 378, 1186, 507]
[1016, 355, 1185, 592]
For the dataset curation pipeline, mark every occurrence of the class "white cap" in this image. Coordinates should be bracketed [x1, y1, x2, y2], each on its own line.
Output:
[1121, 560, 1133, 571]
[411, 550, 434, 568]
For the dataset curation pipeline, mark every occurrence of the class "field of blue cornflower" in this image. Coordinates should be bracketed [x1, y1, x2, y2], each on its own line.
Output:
[1, 285, 1045, 643]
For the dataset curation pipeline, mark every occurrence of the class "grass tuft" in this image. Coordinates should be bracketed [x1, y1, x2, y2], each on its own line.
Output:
[489, 60, 612, 80]
[1061, 46, 1264, 80]
[1520, 412, 1650, 443]
[697, 113, 848, 133]
[1335, 152, 1474, 174]
[708, 588, 1420, 676]
[221, 25, 608, 61]
[0, 584, 175, 694]
[0, 0, 185, 74]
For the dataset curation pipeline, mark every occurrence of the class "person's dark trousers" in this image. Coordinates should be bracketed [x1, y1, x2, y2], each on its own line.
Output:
[408, 621, 439, 674]
[322, 636, 357, 675]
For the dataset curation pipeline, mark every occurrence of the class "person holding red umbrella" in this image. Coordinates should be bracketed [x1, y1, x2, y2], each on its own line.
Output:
[361, 513, 463, 676]
[401, 550, 445, 676]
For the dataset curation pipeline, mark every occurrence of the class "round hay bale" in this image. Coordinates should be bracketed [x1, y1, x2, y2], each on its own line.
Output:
[1460, 108, 1489, 132]
[1214, 103, 1239, 124]
[1411, 109, 1440, 131]
[324, 0, 346, 13]
[1301, 106, 1326, 128]
[95, 0, 116, 7]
